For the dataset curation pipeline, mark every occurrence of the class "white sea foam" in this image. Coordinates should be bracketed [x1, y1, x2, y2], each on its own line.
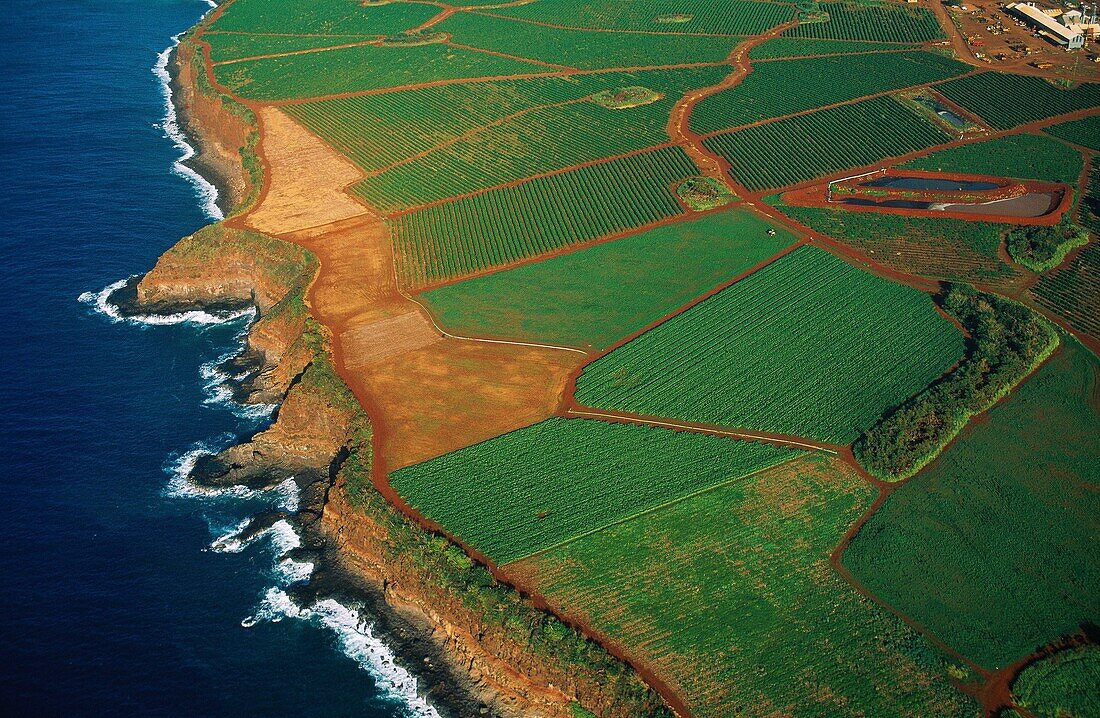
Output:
[276, 556, 315, 584]
[78, 277, 255, 326]
[211, 517, 300, 555]
[154, 32, 222, 220]
[165, 444, 300, 513]
[244, 590, 442, 718]
[199, 349, 278, 420]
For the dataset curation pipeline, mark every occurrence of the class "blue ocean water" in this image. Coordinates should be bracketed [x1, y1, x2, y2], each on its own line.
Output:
[0, 2, 436, 715]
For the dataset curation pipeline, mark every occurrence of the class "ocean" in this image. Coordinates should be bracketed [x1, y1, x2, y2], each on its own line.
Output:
[0, 1, 439, 715]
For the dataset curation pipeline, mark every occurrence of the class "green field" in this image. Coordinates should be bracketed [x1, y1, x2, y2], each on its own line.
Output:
[1012, 645, 1100, 718]
[419, 209, 797, 350]
[575, 245, 964, 444]
[1031, 241, 1100, 339]
[488, 0, 796, 35]
[901, 133, 1084, 184]
[283, 71, 703, 173]
[785, 2, 946, 42]
[1045, 116, 1100, 152]
[208, 0, 440, 36]
[204, 32, 380, 63]
[350, 67, 728, 211]
[935, 74, 1100, 131]
[390, 417, 800, 565]
[843, 341, 1100, 669]
[776, 198, 1024, 284]
[691, 51, 967, 133]
[515, 455, 977, 718]
[213, 41, 547, 100]
[749, 37, 919, 59]
[705, 96, 951, 190]
[436, 12, 739, 69]
[389, 146, 697, 288]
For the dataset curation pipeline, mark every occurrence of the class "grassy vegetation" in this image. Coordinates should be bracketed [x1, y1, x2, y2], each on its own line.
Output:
[853, 284, 1059, 480]
[1045, 116, 1100, 152]
[1031, 241, 1100, 339]
[575, 245, 964, 444]
[389, 146, 697, 288]
[676, 176, 735, 210]
[339, 428, 672, 718]
[214, 42, 546, 100]
[284, 66, 724, 174]
[705, 96, 951, 191]
[350, 67, 726, 211]
[691, 51, 968, 133]
[749, 37, 919, 59]
[776, 200, 1023, 283]
[901, 133, 1084, 184]
[1012, 644, 1100, 718]
[517, 454, 979, 718]
[204, 32, 378, 63]
[844, 341, 1100, 668]
[1005, 218, 1089, 273]
[936, 74, 1100, 130]
[208, 0, 439, 36]
[785, 1, 946, 41]
[419, 209, 796, 350]
[487, 0, 796, 35]
[390, 417, 800, 565]
[436, 12, 739, 69]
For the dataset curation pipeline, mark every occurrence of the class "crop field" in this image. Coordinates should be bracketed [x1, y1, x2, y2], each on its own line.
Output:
[1031, 242, 1100, 338]
[901, 133, 1084, 184]
[512, 455, 977, 718]
[435, 12, 739, 69]
[574, 245, 964, 444]
[1045, 116, 1100, 152]
[389, 146, 698, 288]
[844, 342, 1100, 669]
[351, 69, 728, 211]
[784, 2, 946, 42]
[777, 202, 1024, 284]
[204, 32, 380, 63]
[213, 42, 547, 100]
[691, 51, 967, 133]
[1012, 645, 1100, 718]
[935, 73, 1100, 131]
[748, 37, 919, 59]
[283, 69, 724, 173]
[389, 417, 800, 565]
[208, 0, 439, 36]
[486, 0, 797, 36]
[704, 96, 951, 191]
[419, 210, 797, 350]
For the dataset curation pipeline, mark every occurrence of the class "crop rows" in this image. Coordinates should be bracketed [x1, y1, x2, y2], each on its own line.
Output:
[390, 417, 799, 565]
[936, 73, 1100, 130]
[488, 0, 796, 36]
[209, 0, 439, 36]
[284, 66, 724, 173]
[704, 96, 951, 191]
[389, 146, 697, 288]
[1031, 242, 1100, 339]
[778, 203, 1024, 285]
[1044, 116, 1100, 152]
[575, 245, 964, 444]
[785, 2, 945, 42]
[214, 42, 547, 100]
[437, 12, 738, 69]
[204, 32, 380, 63]
[517, 455, 975, 718]
[901, 133, 1084, 184]
[691, 51, 967, 133]
[749, 37, 919, 59]
[354, 101, 679, 212]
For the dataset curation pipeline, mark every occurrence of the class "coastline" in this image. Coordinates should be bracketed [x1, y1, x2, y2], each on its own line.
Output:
[108, 22, 679, 718]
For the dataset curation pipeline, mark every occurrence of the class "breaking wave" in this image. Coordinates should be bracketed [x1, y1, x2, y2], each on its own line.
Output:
[78, 277, 254, 326]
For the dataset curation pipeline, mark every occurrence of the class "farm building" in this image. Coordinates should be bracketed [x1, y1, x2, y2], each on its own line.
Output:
[1006, 2, 1086, 49]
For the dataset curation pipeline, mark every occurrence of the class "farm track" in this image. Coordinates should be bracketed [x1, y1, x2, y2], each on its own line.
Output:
[189, 2, 1100, 714]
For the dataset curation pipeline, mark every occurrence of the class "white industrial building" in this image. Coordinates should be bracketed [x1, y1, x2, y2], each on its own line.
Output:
[1006, 2, 1092, 49]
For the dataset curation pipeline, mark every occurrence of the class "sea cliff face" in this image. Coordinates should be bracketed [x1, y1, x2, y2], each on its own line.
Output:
[124, 36, 679, 718]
